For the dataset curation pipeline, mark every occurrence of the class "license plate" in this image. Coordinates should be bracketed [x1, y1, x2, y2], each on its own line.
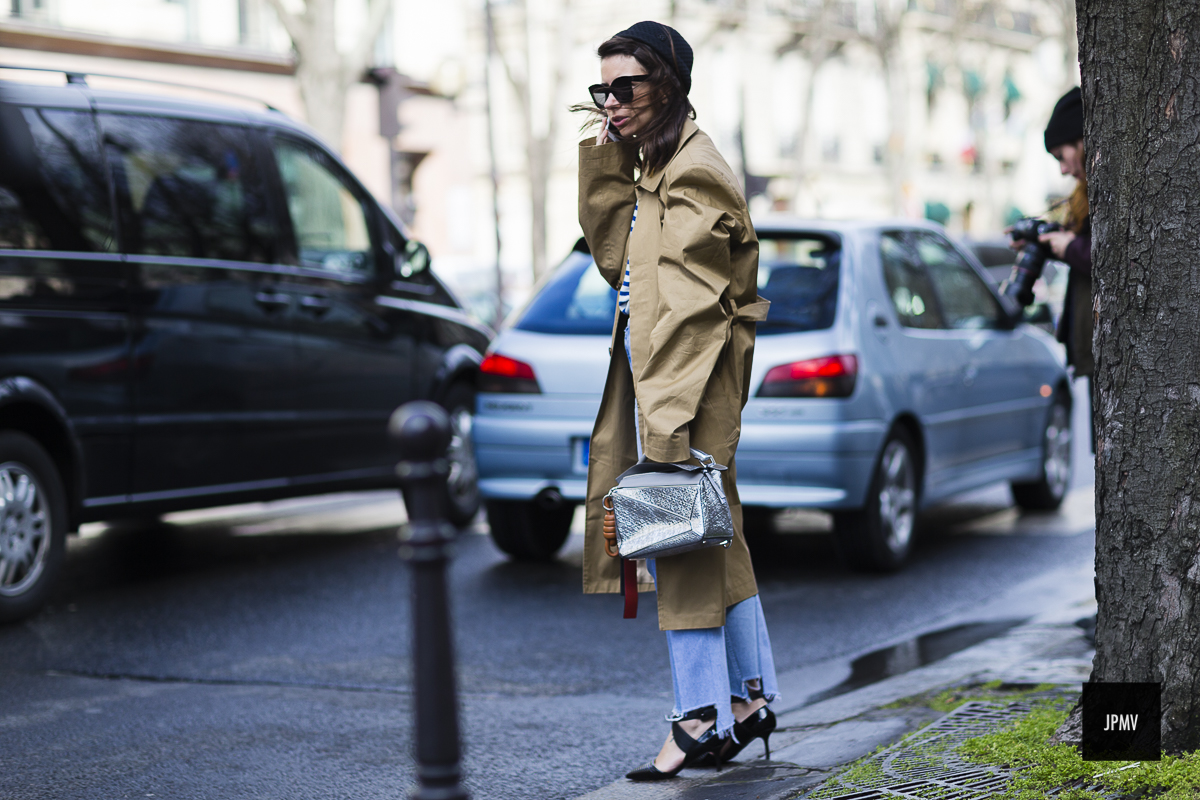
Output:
[572, 437, 590, 474]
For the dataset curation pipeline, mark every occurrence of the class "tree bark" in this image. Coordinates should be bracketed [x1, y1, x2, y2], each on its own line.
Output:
[1079, 0, 1200, 753]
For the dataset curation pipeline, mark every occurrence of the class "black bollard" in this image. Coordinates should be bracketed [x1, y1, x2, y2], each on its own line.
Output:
[389, 401, 468, 800]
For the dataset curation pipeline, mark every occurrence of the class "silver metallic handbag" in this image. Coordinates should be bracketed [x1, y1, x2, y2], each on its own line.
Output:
[603, 448, 734, 560]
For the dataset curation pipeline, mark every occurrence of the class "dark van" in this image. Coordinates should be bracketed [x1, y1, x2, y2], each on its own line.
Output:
[0, 72, 489, 621]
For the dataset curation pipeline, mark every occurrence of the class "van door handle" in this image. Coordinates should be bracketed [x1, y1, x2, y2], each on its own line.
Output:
[299, 294, 333, 315]
[254, 290, 290, 311]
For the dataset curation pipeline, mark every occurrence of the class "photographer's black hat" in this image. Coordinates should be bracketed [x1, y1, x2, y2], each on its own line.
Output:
[1045, 87, 1083, 152]
[614, 21, 693, 96]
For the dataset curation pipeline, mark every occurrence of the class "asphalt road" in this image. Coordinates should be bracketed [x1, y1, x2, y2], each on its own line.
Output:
[1, 384, 1097, 800]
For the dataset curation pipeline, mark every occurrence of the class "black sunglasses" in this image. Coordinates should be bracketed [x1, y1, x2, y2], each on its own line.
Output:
[588, 75, 648, 108]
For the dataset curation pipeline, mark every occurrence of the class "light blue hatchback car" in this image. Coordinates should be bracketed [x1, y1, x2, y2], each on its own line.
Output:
[473, 220, 1071, 570]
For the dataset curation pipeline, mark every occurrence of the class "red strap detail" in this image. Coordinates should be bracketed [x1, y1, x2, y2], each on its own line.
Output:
[622, 559, 638, 619]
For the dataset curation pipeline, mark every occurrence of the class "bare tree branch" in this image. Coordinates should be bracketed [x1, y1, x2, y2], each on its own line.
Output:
[490, 3, 532, 125]
[262, 0, 308, 52]
[347, 0, 396, 78]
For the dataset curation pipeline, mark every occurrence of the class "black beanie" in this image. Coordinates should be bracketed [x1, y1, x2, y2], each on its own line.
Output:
[613, 21, 693, 96]
[1044, 87, 1083, 152]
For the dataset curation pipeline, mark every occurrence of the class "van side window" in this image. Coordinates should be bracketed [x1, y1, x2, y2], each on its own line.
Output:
[271, 138, 375, 276]
[100, 114, 276, 262]
[0, 107, 113, 252]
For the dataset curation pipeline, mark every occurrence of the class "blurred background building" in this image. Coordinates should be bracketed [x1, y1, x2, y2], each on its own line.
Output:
[1, 0, 1079, 323]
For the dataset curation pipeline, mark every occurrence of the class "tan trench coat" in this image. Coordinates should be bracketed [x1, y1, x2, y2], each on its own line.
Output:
[578, 118, 769, 631]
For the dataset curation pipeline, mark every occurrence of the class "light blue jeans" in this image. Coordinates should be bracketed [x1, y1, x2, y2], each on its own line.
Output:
[624, 317, 780, 737]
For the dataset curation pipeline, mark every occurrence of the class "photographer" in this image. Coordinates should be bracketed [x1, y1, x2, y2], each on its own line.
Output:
[1041, 87, 1093, 378]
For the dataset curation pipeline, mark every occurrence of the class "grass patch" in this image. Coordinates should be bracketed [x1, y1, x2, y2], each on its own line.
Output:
[881, 680, 1061, 713]
[809, 685, 1068, 799]
[805, 744, 888, 799]
[959, 701, 1200, 799]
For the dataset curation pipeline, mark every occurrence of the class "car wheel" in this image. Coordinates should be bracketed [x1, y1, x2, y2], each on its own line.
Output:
[441, 382, 482, 528]
[0, 432, 67, 623]
[486, 500, 574, 561]
[1011, 394, 1072, 511]
[834, 428, 919, 572]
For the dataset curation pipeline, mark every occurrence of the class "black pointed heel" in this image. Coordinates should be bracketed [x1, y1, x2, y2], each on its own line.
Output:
[626, 707, 726, 782]
[719, 688, 777, 764]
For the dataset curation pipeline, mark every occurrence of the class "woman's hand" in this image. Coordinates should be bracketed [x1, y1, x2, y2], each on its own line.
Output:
[595, 117, 610, 146]
[1039, 230, 1077, 260]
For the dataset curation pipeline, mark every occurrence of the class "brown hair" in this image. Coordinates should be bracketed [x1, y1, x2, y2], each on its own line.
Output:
[572, 36, 695, 177]
[1047, 140, 1088, 232]
[1066, 174, 1089, 233]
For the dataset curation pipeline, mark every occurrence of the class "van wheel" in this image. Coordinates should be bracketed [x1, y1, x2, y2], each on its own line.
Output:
[0, 432, 67, 623]
[1012, 394, 1072, 511]
[441, 382, 482, 528]
[486, 500, 574, 561]
[834, 428, 919, 572]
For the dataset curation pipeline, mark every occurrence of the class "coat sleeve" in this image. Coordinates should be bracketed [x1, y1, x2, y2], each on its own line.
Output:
[578, 138, 638, 290]
[639, 161, 745, 463]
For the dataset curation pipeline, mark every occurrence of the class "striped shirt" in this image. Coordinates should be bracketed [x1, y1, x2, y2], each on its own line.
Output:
[617, 200, 638, 316]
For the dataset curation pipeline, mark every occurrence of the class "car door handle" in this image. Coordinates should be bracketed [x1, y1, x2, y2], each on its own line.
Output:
[873, 313, 889, 328]
[254, 290, 290, 311]
[299, 295, 333, 315]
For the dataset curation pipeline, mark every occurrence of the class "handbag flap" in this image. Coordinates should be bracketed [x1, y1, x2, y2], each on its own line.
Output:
[615, 469, 705, 489]
[615, 461, 700, 482]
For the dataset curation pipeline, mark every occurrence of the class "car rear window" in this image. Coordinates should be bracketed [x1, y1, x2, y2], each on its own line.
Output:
[756, 233, 840, 335]
[514, 251, 616, 336]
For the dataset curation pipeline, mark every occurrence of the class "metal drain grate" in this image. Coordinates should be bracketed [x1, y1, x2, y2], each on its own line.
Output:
[805, 701, 1041, 799]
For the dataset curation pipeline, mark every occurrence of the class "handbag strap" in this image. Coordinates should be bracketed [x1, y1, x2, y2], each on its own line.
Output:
[688, 448, 727, 471]
[621, 558, 638, 619]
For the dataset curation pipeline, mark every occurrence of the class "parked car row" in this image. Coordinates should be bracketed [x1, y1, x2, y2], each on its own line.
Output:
[0, 74, 489, 621]
[474, 220, 1072, 571]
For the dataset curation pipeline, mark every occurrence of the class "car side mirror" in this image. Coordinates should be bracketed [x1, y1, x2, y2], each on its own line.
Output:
[397, 240, 431, 278]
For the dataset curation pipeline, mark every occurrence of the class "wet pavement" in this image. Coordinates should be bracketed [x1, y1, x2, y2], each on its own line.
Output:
[0, 384, 1098, 799]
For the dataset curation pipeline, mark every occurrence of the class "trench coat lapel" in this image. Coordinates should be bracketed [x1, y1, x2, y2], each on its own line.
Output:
[626, 119, 703, 408]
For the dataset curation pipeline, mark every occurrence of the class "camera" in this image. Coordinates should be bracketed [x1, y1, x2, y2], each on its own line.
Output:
[1001, 217, 1062, 307]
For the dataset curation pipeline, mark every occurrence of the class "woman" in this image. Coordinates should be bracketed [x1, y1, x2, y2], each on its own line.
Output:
[1039, 86, 1093, 379]
[576, 21, 780, 781]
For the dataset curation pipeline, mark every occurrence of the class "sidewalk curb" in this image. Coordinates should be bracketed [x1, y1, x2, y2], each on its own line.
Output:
[571, 586, 1095, 800]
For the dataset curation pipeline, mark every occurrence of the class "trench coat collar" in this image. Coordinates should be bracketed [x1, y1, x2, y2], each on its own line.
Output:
[637, 118, 701, 193]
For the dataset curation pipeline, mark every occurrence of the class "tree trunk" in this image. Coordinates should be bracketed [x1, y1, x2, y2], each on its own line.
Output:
[880, 47, 908, 216]
[1057, 0, 1080, 89]
[527, 134, 549, 280]
[265, 0, 393, 154]
[1079, 0, 1200, 753]
[492, 0, 570, 281]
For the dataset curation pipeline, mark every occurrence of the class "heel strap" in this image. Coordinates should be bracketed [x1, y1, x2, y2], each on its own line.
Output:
[671, 721, 698, 752]
[680, 706, 717, 722]
[670, 705, 718, 754]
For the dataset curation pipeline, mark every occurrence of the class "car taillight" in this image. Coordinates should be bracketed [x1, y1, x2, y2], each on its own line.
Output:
[758, 355, 857, 398]
[479, 353, 541, 394]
